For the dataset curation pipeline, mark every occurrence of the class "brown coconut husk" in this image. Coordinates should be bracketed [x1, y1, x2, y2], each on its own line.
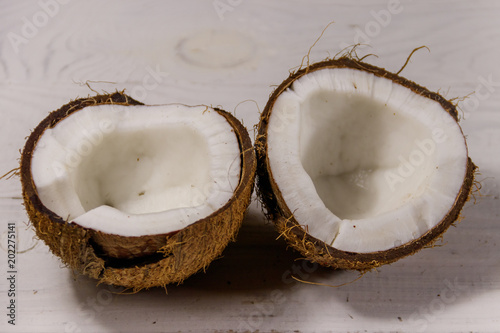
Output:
[21, 92, 256, 290]
[255, 57, 477, 271]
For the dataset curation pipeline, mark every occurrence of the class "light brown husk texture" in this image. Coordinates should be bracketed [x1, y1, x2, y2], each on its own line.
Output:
[255, 57, 476, 270]
[21, 92, 256, 290]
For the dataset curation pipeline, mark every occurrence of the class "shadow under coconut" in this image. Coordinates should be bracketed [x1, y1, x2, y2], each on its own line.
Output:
[179, 211, 298, 290]
[315, 195, 500, 325]
[66, 202, 341, 331]
[66, 182, 499, 331]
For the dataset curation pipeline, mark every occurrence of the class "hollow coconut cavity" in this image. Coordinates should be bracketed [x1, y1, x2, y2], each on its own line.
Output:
[21, 92, 256, 289]
[256, 58, 476, 270]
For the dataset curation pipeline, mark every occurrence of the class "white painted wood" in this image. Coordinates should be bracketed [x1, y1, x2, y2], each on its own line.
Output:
[1, 1, 499, 332]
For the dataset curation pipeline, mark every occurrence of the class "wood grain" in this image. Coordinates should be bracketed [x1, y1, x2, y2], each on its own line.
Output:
[1, 1, 499, 332]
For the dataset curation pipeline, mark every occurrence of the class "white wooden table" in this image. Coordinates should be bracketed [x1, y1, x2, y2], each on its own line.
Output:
[1, 1, 499, 332]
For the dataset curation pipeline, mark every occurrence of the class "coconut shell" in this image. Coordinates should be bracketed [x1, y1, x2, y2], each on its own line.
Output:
[255, 57, 477, 271]
[21, 92, 256, 290]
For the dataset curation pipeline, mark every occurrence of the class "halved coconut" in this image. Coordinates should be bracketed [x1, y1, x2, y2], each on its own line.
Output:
[21, 92, 256, 289]
[256, 58, 476, 270]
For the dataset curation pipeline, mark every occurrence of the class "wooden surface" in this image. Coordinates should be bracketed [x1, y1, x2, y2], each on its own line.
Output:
[1, 1, 499, 332]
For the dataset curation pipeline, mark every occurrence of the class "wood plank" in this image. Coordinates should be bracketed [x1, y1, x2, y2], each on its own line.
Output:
[1, 1, 499, 332]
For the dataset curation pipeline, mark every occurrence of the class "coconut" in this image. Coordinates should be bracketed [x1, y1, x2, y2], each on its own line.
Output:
[20, 92, 256, 290]
[256, 57, 476, 271]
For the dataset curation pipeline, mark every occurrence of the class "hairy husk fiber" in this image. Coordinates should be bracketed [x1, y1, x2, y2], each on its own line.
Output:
[21, 92, 256, 290]
[255, 57, 477, 271]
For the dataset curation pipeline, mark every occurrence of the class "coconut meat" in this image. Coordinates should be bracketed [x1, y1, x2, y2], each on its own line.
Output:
[267, 68, 468, 253]
[31, 104, 241, 237]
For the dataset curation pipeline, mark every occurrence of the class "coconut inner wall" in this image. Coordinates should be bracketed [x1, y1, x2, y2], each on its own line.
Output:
[74, 126, 211, 215]
[299, 90, 433, 220]
[31, 104, 241, 237]
[266, 67, 468, 252]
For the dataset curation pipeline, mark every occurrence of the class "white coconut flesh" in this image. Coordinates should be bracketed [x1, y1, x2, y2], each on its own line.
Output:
[267, 68, 468, 253]
[31, 104, 241, 237]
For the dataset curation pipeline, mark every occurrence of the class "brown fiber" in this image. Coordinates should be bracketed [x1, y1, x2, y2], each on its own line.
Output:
[255, 58, 476, 270]
[21, 92, 256, 290]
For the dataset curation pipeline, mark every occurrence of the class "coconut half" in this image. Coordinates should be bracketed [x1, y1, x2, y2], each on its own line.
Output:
[256, 58, 476, 270]
[21, 92, 256, 289]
